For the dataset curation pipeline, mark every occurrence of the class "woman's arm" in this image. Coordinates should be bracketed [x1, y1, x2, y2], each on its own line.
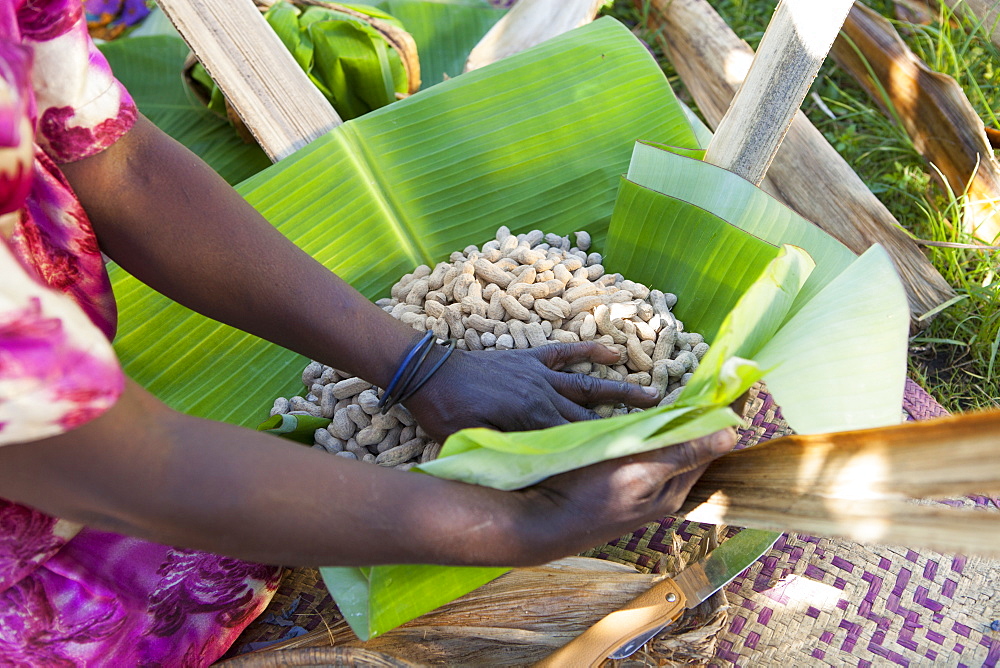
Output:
[59, 116, 659, 440]
[0, 378, 732, 567]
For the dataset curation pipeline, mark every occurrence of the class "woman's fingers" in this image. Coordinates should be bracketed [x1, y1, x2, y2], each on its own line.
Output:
[551, 394, 603, 423]
[545, 367, 661, 408]
[527, 343, 661, 409]
[530, 341, 621, 370]
[630, 429, 736, 474]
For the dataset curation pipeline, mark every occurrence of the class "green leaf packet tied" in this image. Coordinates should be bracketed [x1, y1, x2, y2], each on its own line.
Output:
[191, 0, 412, 121]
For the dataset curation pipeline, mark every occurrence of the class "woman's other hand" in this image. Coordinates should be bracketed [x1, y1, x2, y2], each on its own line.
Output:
[402, 341, 661, 443]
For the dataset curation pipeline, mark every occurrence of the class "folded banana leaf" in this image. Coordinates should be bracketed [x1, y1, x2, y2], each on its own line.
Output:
[112, 17, 696, 424]
[110, 17, 908, 640]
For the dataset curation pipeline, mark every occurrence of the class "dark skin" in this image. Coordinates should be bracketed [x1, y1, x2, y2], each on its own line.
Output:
[0, 115, 735, 567]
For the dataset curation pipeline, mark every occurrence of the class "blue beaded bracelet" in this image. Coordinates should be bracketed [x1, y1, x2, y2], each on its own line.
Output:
[378, 331, 456, 413]
[394, 338, 457, 406]
[377, 331, 435, 411]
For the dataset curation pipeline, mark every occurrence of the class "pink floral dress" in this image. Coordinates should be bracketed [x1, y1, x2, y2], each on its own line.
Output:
[0, 1, 281, 665]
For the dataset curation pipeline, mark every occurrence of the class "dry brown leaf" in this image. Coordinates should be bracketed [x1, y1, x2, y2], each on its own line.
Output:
[231, 557, 728, 666]
[682, 408, 1000, 556]
[832, 2, 1000, 243]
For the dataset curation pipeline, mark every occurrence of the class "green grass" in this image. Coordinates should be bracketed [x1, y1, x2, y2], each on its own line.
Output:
[605, 0, 1000, 412]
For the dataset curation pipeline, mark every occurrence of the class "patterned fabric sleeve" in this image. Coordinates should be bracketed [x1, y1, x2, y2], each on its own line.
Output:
[19, 0, 136, 163]
[0, 239, 123, 446]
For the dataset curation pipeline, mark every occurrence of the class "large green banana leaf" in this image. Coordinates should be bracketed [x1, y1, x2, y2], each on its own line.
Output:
[109, 14, 908, 641]
[110, 16, 696, 640]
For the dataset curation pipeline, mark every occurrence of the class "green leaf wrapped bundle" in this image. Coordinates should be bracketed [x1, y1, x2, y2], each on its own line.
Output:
[186, 0, 420, 124]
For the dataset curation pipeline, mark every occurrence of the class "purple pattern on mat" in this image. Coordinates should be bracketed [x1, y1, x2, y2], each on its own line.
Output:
[709, 381, 1000, 666]
[804, 564, 826, 580]
[952, 555, 967, 574]
[715, 639, 739, 664]
[840, 620, 862, 652]
[893, 569, 912, 596]
[914, 585, 943, 612]
[986, 639, 1000, 667]
[831, 556, 854, 572]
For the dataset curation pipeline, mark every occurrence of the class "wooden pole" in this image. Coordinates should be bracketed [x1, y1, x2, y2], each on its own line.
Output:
[155, 0, 342, 162]
[704, 0, 856, 183]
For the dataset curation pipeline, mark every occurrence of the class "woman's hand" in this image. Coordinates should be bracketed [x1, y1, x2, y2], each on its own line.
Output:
[402, 341, 662, 443]
[514, 429, 736, 563]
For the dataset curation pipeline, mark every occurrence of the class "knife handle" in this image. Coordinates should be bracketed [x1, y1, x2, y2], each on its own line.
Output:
[533, 577, 687, 668]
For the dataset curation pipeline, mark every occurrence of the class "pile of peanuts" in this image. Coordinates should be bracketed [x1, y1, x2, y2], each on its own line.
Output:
[268, 227, 709, 469]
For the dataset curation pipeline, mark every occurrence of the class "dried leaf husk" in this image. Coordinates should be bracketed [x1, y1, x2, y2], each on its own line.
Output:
[235, 558, 725, 666]
[832, 2, 1000, 244]
[682, 408, 1000, 556]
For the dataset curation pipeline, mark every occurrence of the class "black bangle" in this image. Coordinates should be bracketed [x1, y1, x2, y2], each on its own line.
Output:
[395, 338, 457, 406]
[377, 331, 434, 411]
[382, 334, 438, 411]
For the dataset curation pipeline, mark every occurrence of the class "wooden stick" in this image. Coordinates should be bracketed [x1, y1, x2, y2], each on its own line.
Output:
[682, 410, 1000, 555]
[464, 0, 605, 72]
[155, 0, 341, 162]
[641, 0, 955, 324]
[704, 0, 855, 184]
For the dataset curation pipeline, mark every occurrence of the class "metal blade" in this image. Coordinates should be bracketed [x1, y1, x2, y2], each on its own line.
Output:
[609, 529, 779, 659]
[673, 529, 780, 605]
